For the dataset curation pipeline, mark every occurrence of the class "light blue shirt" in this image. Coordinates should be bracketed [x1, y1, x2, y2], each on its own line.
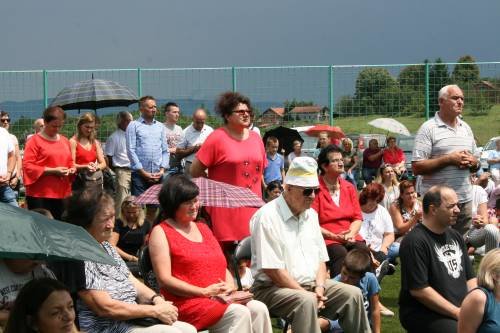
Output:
[126, 116, 169, 172]
[488, 150, 500, 170]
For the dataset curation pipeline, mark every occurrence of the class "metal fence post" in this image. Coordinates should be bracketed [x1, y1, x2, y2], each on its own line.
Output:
[43, 70, 48, 108]
[425, 62, 430, 120]
[329, 65, 334, 126]
[137, 68, 142, 97]
[232, 67, 237, 92]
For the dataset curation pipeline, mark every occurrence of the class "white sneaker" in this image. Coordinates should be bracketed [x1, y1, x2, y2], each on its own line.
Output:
[380, 304, 395, 317]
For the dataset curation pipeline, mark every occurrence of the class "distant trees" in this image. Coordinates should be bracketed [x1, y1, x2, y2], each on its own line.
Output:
[334, 55, 492, 117]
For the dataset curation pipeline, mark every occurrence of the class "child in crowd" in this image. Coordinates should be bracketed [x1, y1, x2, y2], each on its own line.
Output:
[263, 136, 285, 186]
[264, 180, 283, 202]
[329, 249, 382, 333]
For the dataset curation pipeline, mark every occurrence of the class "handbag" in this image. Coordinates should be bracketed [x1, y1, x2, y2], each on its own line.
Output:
[213, 290, 254, 305]
[73, 169, 103, 192]
[102, 168, 117, 195]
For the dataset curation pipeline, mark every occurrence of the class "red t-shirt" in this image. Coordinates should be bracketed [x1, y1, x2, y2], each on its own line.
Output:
[196, 128, 266, 241]
[383, 147, 405, 165]
[311, 177, 364, 246]
[23, 134, 74, 199]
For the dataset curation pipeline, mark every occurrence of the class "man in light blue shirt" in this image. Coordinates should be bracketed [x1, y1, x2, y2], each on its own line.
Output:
[126, 96, 169, 220]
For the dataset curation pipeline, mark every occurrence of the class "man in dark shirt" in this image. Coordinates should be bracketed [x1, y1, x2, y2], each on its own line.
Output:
[362, 139, 383, 184]
[399, 185, 477, 333]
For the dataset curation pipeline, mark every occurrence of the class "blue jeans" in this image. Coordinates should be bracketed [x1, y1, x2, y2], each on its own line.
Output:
[342, 170, 358, 188]
[362, 167, 378, 184]
[387, 242, 400, 263]
[0, 185, 18, 206]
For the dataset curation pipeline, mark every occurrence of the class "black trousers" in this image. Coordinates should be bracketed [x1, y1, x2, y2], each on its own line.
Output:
[326, 241, 368, 277]
[26, 196, 66, 220]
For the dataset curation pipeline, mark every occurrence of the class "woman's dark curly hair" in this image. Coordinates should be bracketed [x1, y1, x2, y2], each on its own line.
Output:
[215, 91, 252, 124]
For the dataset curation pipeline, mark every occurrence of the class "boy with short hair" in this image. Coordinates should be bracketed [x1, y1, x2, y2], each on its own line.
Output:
[263, 136, 285, 186]
[331, 249, 382, 333]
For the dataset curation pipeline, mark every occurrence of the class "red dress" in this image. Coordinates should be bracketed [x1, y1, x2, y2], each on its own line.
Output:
[75, 141, 97, 165]
[196, 128, 267, 241]
[23, 134, 74, 199]
[311, 177, 364, 246]
[158, 222, 229, 330]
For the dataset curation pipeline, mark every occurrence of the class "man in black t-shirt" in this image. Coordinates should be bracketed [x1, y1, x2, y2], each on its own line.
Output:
[399, 185, 477, 333]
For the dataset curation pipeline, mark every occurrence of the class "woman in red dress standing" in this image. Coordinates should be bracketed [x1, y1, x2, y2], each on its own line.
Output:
[190, 92, 266, 243]
[149, 175, 272, 333]
[311, 145, 366, 277]
[23, 106, 75, 219]
[69, 112, 107, 192]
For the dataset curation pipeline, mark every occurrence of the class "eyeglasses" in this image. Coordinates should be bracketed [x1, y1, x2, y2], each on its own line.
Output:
[232, 109, 253, 116]
[0, 118, 10, 123]
[301, 187, 320, 196]
[328, 158, 343, 164]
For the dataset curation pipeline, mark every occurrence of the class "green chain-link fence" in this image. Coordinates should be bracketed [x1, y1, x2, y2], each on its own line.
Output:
[1, 61, 499, 147]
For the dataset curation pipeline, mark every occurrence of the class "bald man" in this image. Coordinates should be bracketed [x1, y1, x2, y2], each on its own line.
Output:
[176, 108, 213, 177]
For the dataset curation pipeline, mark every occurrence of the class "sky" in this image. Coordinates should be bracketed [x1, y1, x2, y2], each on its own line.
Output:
[2, 0, 500, 71]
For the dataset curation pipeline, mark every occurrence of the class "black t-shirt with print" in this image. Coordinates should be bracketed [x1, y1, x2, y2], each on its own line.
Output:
[399, 223, 474, 319]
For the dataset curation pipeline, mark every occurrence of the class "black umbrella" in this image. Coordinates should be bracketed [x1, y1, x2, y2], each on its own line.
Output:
[50, 78, 138, 113]
[263, 126, 304, 156]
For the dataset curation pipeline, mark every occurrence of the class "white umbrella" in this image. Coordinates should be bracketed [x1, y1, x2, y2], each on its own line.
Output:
[368, 118, 411, 136]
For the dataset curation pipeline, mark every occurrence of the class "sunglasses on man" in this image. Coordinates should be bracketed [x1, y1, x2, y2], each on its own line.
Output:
[0, 118, 10, 123]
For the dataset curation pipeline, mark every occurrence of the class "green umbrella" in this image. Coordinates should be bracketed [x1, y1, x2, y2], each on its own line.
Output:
[0, 203, 116, 266]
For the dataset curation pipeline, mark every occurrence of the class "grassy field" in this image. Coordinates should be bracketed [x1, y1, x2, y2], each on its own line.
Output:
[284, 105, 499, 146]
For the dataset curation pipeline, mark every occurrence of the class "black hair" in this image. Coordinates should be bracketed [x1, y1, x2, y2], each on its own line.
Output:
[317, 144, 343, 175]
[164, 102, 179, 113]
[5, 278, 71, 333]
[266, 180, 283, 193]
[158, 174, 200, 219]
[422, 185, 448, 214]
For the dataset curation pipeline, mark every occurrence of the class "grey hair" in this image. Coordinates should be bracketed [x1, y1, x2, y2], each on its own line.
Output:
[438, 84, 461, 101]
[116, 111, 132, 126]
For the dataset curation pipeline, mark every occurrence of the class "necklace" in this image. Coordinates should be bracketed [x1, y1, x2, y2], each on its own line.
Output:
[323, 176, 340, 193]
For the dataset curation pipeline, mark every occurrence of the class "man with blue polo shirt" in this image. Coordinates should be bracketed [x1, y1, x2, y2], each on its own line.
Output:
[263, 136, 285, 186]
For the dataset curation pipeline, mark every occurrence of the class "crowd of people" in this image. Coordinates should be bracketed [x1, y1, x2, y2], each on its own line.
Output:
[0, 84, 499, 333]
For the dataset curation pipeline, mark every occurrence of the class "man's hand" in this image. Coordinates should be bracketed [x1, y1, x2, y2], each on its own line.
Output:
[313, 289, 327, 310]
[0, 175, 9, 186]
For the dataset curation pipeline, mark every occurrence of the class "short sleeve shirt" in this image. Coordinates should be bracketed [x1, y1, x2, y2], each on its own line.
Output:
[412, 112, 476, 203]
[250, 195, 329, 285]
[399, 223, 475, 320]
[0, 261, 54, 310]
[360, 205, 394, 251]
[77, 241, 137, 333]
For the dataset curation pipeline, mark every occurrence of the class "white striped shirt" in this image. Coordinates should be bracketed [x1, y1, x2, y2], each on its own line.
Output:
[412, 112, 476, 203]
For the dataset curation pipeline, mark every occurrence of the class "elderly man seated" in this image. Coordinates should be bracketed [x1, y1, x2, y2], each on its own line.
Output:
[250, 156, 371, 333]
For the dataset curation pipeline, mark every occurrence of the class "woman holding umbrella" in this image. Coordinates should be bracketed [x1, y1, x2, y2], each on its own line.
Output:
[23, 106, 75, 220]
[190, 92, 266, 244]
[69, 112, 107, 192]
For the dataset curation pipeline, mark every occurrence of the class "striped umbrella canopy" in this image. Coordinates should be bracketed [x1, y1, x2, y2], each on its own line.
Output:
[134, 177, 265, 208]
[50, 79, 138, 111]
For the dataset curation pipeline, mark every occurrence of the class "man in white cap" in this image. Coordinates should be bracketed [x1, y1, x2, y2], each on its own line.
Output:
[249, 156, 371, 333]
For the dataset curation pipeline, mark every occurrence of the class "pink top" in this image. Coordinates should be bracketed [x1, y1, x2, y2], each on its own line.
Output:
[196, 128, 266, 241]
[158, 222, 228, 330]
[23, 134, 74, 199]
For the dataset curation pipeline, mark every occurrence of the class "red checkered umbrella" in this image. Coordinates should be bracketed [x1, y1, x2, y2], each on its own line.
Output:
[134, 177, 265, 208]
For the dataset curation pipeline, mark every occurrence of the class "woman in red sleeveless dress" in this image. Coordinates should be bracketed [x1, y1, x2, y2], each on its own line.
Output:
[149, 175, 272, 333]
[69, 112, 107, 192]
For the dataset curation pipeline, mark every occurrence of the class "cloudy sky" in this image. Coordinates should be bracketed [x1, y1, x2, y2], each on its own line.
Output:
[2, 0, 499, 70]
